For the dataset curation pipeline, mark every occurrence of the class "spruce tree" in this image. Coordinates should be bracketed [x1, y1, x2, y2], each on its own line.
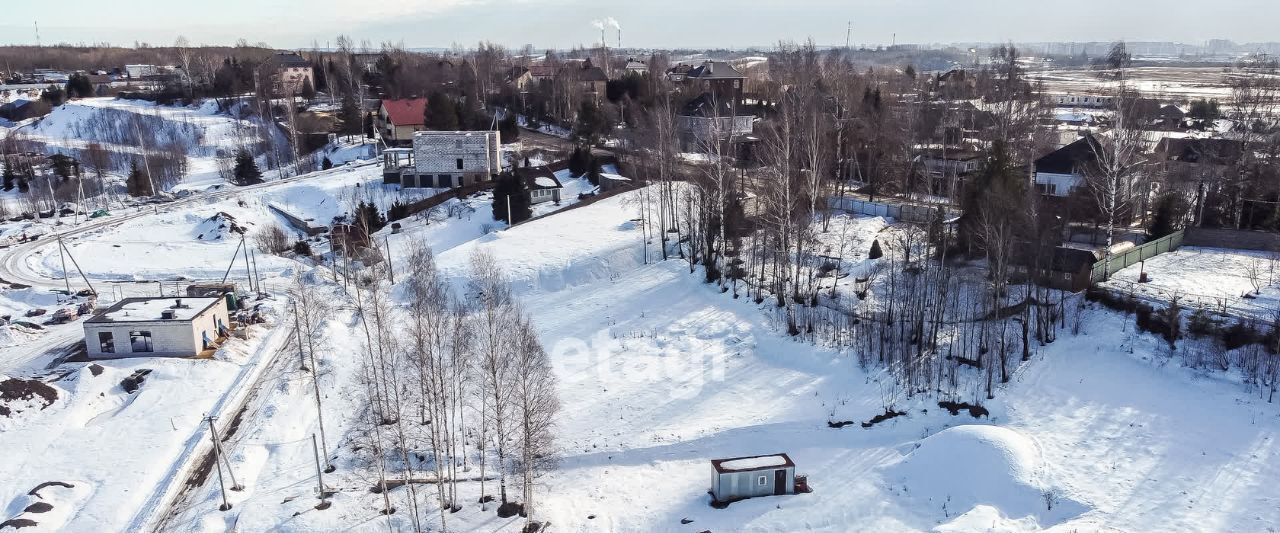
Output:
[868, 239, 883, 260]
[491, 172, 532, 224]
[127, 161, 153, 197]
[425, 91, 459, 131]
[1, 156, 16, 191]
[232, 150, 263, 185]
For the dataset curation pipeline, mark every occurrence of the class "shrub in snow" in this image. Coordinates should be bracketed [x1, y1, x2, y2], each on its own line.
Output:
[293, 240, 313, 257]
[868, 239, 883, 260]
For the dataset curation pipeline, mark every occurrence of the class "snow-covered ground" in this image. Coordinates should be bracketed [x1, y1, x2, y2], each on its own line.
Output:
[0, 300, 288, 533]
[1101, 246, 1280, 321]
[143, 187, 1280, 533]
[2, 124, 1279, 531]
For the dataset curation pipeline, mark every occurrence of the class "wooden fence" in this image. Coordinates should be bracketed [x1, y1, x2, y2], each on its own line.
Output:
[1089, 229, 1184, 283]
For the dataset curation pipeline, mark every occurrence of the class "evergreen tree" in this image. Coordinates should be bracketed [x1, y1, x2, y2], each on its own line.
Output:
[1, 155, 16, 191]
[868, 239, 883, 260]
[364, 111, 375, 138]
[49, 154, 75, 180]
[40, 85, 65, 107]
[322, 157, 333, 170]
[339, 91, 362, 138]
[65, 73, 93, 99]
[1148, 193, 1187, 238]
[567, 146, 590, 176]
[498, 113, 520, 142]
[573, 100, 607, 144]
[126, 161, 153, 197]
[492, 171, 532, 224]
[586, 157, 602, 186]
[355, 201, 386, 233]
[300, 77, 316, 101]
[425, 91, 459, 131]
[232, 149, 263, 185]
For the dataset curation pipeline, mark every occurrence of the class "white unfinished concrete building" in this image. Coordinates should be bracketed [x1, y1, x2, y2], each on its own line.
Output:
[382, 130, 501, 189]
[83, 297, 232, 359]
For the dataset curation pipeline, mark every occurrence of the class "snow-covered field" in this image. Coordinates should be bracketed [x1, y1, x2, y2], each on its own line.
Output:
[2, 119, 1279, 531]
[142, 187, 1280, 533]
[0, 302, 288, 533]
[1102, 246, 1280, 321]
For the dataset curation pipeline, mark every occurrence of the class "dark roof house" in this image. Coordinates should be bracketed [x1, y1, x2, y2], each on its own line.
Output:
[1034, 134, 1102, 175]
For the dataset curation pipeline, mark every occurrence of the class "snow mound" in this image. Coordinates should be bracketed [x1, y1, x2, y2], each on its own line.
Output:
[0, 375, 61, 429]
[1, 480, 92, 532]
[0, 323, 41, 348]
[193, 212, 247, 241]
[888, 425, 1087, 528]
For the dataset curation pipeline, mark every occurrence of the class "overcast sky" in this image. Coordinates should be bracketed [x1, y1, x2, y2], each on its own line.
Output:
[0, 0, 1275, 50]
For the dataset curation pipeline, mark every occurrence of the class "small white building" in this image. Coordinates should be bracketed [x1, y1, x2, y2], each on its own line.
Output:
[83, 297, 231, 359]
[710, 453, 796, 504]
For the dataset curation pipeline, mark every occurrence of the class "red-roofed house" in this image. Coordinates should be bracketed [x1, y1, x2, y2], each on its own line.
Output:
[377, 98, 428, 146]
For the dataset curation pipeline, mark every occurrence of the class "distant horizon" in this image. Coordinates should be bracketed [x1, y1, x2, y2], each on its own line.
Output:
[0, 0, 1276, 52]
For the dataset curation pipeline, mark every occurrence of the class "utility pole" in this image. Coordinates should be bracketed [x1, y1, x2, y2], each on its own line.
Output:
[384, 236, 394, 284]
[312, 434, 331, 509]
[311, 353, 333, 473]
[206, 416, 233, 511]
[56, 234, 71, 297]
[208, 415, 243, 491]
[241, 236, 253, 293]
[57, 237, 97, 296]
[293, 301, 308, 371]
[249, 249, 262, 294]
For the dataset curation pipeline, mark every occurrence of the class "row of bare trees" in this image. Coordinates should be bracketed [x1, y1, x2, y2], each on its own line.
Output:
[305, 241, 559, 532]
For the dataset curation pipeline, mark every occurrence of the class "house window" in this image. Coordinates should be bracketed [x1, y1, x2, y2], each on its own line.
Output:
[456, 158, 464, 170]
[129, 331, 153, 353]
[757, 475, 768, 486]
[99, 332, 115, 353]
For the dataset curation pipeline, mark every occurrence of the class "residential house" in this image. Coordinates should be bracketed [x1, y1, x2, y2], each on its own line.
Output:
[666, 63, 693, 82]
[1033, 134, 1102, 197]
[623, 58, 649, 76]
[383, 130, 502, 188]
[1155, 105, 1186, 128]
[567, 59, 608, 99]
[1053, 94, 1115, 108]
[677, 92, 754, 152]
[84, 297, 232, 359]
[507, 65, 558, 92]
[124, 64, 161, 79]
[377, 97, 429, 146]
[914, 148, 983, 196]
[1152, 137, 1243, 225]
[515, 166, 563, 205]
[710, 454, 797, 504]
[261, 52, 314, 97]
[682, 60, 745, 105]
